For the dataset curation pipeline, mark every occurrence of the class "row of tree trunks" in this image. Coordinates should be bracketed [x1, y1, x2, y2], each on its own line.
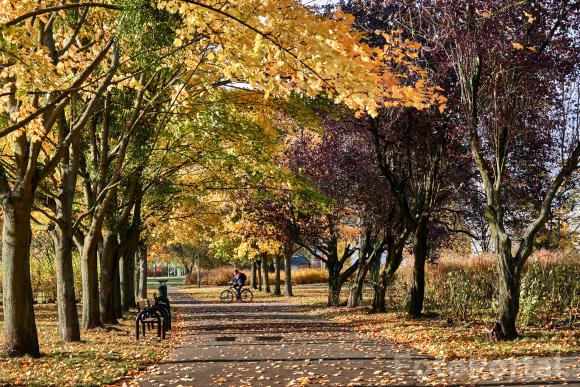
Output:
[0, 34, 117, 357]
[120, 187, 141, 311]
[257, 260, 263, 291]
[252, 250, 291, 297]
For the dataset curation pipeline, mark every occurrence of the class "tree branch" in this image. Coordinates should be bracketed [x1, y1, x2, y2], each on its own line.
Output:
[4, 3, 123, 28]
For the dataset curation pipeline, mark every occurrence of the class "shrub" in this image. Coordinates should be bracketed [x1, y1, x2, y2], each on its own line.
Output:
[390, 249, 578, 326]
[293, 268, 329, 284]
[187, 267, 235, 286]
[267, 268, 328, 285]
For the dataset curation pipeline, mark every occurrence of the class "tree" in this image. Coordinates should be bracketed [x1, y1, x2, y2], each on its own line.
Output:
[447, 0, 579, 338]
[335, 0, 484, 317]
[0, 2, 119, 355]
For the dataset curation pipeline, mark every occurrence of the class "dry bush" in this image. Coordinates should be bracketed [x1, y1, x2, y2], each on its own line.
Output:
[187, 267, 235, 286]
[190, 267, 329, 287]
[268, 268, 328, 285]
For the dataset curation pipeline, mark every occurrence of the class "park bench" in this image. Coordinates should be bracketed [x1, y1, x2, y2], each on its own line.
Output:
[135, 296, 172, 340]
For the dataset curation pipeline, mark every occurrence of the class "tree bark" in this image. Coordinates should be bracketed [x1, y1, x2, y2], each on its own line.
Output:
[113, 256, 122, 319]
[81, 228, 102, 329]
[194, 258, 201, 288]
[371, 239, 405, 313]
[408, 218, 428, 318]
[50, 113, 81, 342]
[138, 243, 148, 299]
[51, 224, 80, 341]
[497, 247, 520, 339]
[257, 260, 263, 291]
[1, 190, 40, 357]
[262, 257, 270, 293]
[284, 253, 293, 297]
[273, 255, 282, 296]
[120, 245, 136, 312]
[250, 261, 258, 289]
[347, 256, 372, 308]
[371, 269, 389, 313]
[99, 231, 119, 324]
[327, 259, 344, 306]
[134, 252, 140, 301]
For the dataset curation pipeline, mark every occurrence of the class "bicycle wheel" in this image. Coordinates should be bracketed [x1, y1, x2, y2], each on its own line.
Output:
[240, 289, 253, 303]
[220, 289, 234, 303]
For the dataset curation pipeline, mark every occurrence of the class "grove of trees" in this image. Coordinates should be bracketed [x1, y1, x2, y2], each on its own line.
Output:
[0, 0, 577, 357]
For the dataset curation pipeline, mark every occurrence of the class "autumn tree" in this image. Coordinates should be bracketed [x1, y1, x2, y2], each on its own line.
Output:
[0, 2, 119, 355]
[446, 0, 579, 338]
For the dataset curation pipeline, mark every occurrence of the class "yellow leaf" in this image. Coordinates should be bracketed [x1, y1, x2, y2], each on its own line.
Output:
[523, 11, 536, 23]
[512, 42, 524, 50]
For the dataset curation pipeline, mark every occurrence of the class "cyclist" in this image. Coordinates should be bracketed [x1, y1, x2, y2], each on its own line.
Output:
[232, 269, 247, 300]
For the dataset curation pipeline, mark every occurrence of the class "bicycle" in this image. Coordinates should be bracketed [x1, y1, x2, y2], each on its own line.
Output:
[220, 284, 253, 303]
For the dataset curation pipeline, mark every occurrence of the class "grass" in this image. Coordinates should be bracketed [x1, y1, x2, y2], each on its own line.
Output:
[146, 275, 185, 289]
[181, 283, 345, 305]
[0, 301, 172, 386]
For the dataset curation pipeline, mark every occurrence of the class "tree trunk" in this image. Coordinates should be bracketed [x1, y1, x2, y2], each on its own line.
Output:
[408, 219, 428, 318]
[273, 255, 282, 296]
[120, 244, 136, 312]
[52, 224, 80, 342]
[257, 260, 263, 291]
[250, 262, 258, 289]
[496, 246, 520, 339]
[138, 243, 148, 299]
[347, 259, 370, 308]
[134, 252, 140, 301]
[99, 232, 118, 324]
[372, 244, 404, 313]
[371, 268, 389, 313]
[1, 192, 40, 357]
[81, 229, 102, 328]
[369, 253, 380, 285]
[327, 265, 343, 307]
[262, 258, 270, 293]
[113, 257, 122, 319]
[194, 258, 201, 288]
[51, 119, 81, 342]
[284, 254, 293, 297]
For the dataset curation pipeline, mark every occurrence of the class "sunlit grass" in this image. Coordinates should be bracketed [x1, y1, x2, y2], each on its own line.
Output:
[0, 304, 171, 386]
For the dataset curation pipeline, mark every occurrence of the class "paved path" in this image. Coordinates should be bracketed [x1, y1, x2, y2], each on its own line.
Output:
[136, 289, 579, 386]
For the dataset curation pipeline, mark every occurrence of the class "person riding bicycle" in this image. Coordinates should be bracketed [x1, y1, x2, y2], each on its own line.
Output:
[232, 269, 247, 300]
